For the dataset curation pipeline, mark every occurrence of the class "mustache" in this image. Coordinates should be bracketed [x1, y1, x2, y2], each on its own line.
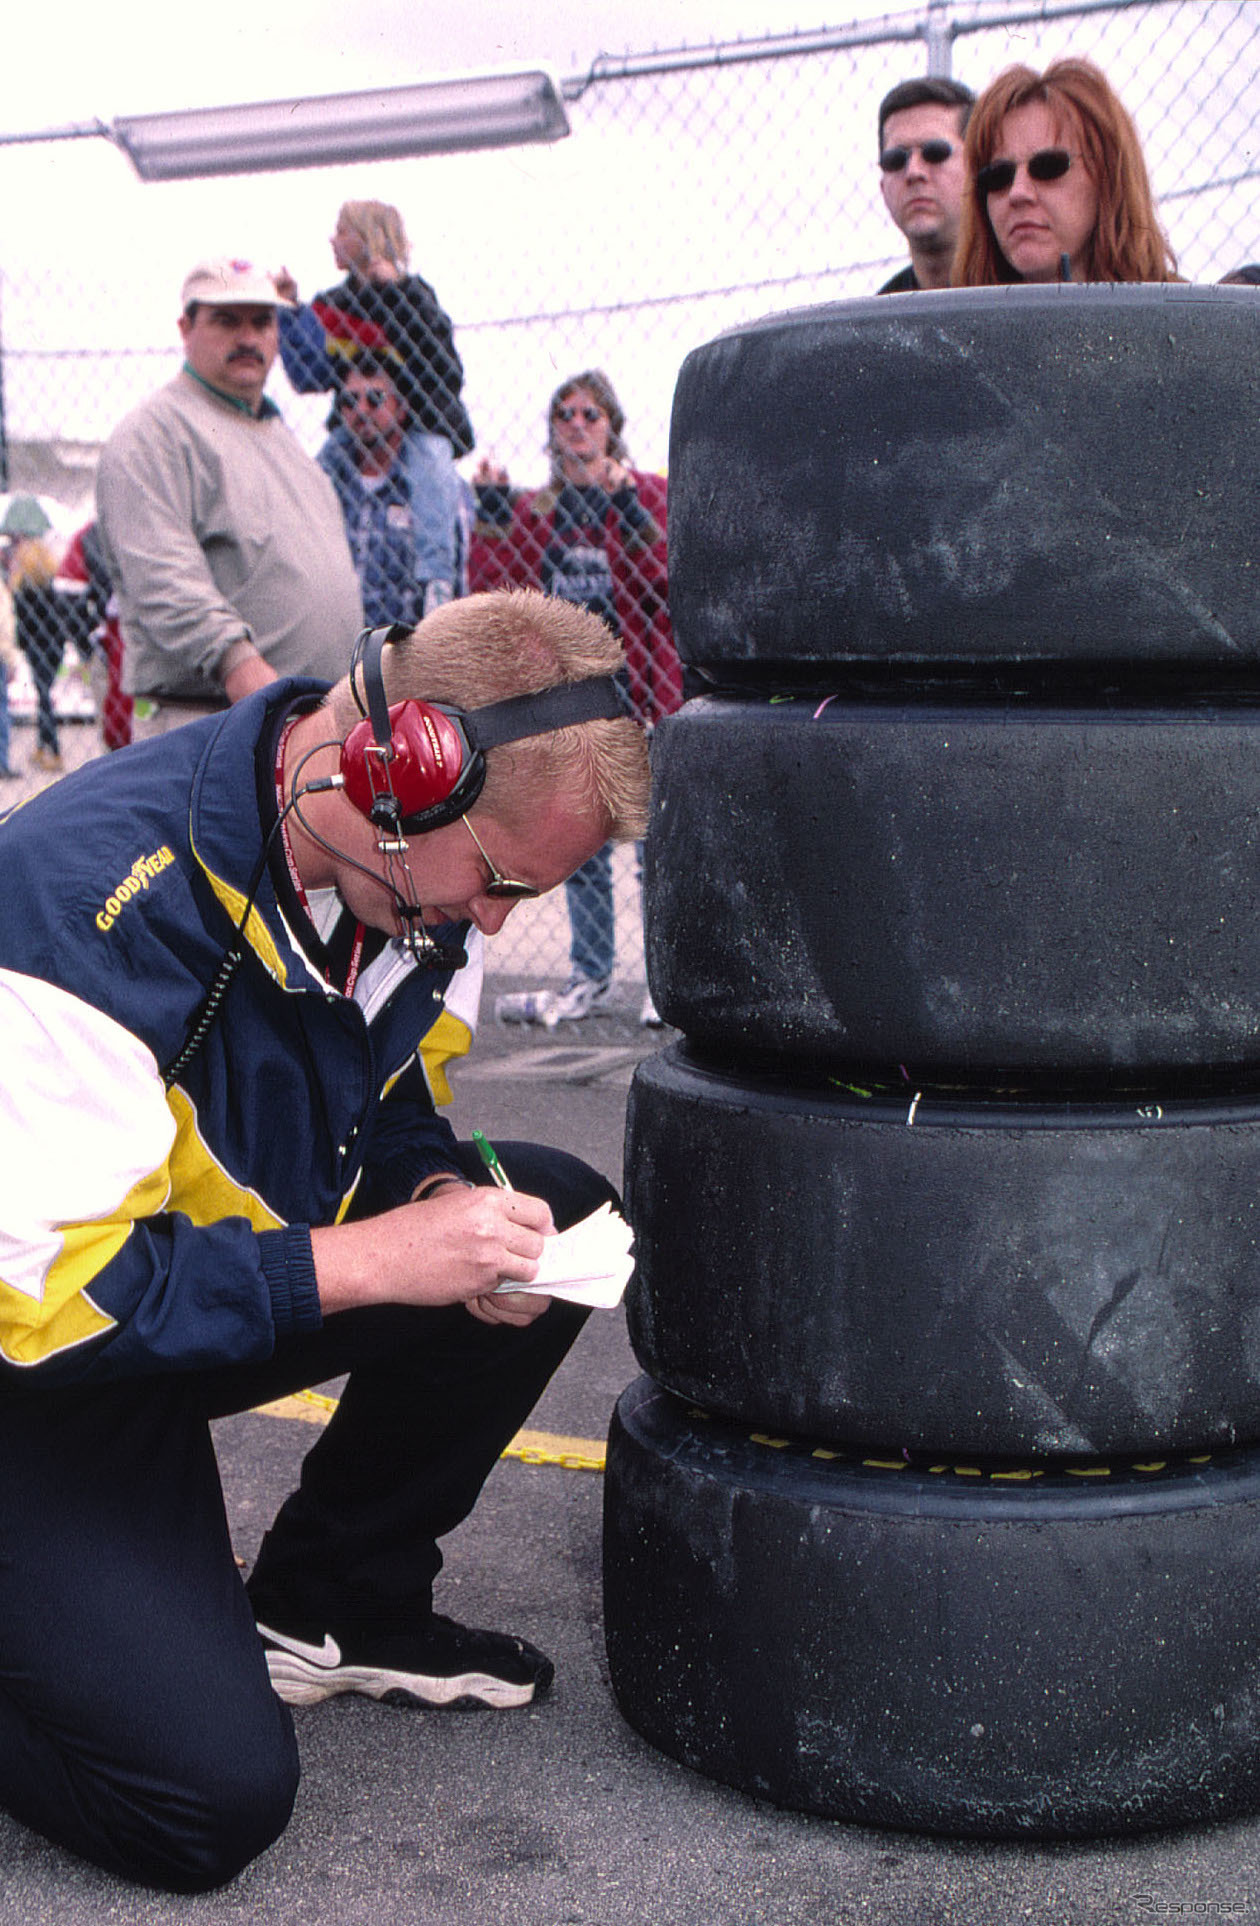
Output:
[228, 347, 266, 364]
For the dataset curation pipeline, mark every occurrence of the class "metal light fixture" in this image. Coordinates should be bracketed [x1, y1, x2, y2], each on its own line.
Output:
[108, 70, 570, 181]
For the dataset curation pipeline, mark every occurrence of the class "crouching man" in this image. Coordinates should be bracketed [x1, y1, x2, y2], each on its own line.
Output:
[0, 588, 648, 1891]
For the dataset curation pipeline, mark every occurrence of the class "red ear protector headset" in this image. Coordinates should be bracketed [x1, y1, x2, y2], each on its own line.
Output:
[162, 628, 632, 1088]
[340, 621, 632, 837]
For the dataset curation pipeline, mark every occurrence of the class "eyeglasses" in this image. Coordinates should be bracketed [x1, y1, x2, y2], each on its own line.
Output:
[555, 404, 603, 424]
[462, 816, 540, 900]
[976, 148, 1078, 197]
[879, 139, 956, 172]
[338, 386, 393, 411]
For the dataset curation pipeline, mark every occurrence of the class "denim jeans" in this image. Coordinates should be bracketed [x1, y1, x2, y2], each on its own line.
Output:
[565, 841, 645, 985]
[16, 595, 63, 756]
[0, 673, 10, 771]
[402, 432, 461, 587]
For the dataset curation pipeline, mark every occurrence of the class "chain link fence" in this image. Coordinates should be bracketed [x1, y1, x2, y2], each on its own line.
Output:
[1, 0, 1256, 1003]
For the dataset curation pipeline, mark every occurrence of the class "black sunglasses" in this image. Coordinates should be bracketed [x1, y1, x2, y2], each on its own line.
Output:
[976, 147, 1077, 197]
[339, 386, 393, 410]
[879, 139, 955, 172]
[555, 404, 603, 424]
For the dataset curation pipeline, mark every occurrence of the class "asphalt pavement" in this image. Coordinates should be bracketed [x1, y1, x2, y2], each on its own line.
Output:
[5, 938, 1260, 1922]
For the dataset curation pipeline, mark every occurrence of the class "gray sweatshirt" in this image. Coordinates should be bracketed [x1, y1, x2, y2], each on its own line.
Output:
[96, 370, 363, 699]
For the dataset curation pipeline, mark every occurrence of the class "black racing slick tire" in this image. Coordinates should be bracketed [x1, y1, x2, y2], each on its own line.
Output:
[646, 696, 1260, 1082]
[603, 1376, 1260, 1840]
[667, 282, 1260, 675]
[624, 1047, 1260, 1458]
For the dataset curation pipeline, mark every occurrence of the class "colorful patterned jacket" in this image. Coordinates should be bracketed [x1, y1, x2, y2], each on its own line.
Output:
[279, 273, 474, 456]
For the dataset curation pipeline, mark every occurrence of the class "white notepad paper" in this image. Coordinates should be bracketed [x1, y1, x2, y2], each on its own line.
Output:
[494, 1202, 635, 1310]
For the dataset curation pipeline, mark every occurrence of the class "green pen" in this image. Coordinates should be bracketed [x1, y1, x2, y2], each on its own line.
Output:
[472, 1129, 514, 1191]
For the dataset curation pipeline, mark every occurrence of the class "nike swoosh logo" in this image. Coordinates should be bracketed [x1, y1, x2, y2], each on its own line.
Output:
[258, 1624, 342, 1668]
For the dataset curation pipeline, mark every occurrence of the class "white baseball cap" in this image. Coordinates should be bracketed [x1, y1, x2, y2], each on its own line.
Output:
[180, 257, 292, 310]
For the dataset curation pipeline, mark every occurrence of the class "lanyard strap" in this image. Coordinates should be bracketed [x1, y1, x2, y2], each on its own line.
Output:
[274, 717, 365, 999]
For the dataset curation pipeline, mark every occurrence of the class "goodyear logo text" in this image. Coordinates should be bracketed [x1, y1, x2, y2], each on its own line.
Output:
[96, 847, 176, 932]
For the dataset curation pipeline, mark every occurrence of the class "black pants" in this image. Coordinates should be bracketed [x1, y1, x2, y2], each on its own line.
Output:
[0, 1143, 607, 1892]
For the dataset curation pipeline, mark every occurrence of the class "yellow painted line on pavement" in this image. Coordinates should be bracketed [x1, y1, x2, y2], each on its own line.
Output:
[253, 1387, 606, 1472]
[257, 1390, 338, 1423]
[508, 1430, 606, 1472]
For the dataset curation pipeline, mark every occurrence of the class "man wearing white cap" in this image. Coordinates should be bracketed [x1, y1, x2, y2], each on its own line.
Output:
[96, 258, 363, 733]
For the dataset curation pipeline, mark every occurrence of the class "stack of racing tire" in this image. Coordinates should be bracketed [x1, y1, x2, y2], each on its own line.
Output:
[603, 284, 1260, 1839]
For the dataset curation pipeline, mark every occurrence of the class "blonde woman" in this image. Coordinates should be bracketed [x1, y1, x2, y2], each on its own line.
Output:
[275, 201, 472, 607]
[3, 498, 64, 772]
[0, 570, 17, 777]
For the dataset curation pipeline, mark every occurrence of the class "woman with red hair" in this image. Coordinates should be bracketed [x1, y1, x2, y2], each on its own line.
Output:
[953, 58, 1178, 285]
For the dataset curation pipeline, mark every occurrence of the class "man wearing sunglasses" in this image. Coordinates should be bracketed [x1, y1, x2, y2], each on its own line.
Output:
[0, 587, 650, 1891]
[320, 354, 467, 628]
[876, 76, 976, 293]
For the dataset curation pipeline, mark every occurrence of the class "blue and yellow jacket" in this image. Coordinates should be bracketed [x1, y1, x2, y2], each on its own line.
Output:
[0, 682, 480, 1387]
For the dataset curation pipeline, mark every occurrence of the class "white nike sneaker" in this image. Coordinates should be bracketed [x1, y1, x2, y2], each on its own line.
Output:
[255, 1611, 553, 1710]
[548, 975, 612, 1023]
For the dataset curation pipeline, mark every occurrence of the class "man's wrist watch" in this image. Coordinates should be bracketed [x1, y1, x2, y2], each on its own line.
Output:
[412, 1173, 476, 1202]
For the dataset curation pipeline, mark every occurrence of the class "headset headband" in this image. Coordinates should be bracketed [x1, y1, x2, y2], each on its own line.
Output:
[350, 622, 633, 757]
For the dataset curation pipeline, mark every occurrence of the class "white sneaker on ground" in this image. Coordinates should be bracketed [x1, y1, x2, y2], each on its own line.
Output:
[549, 976, 612, 1023]
[255, 1611, 553, 1710]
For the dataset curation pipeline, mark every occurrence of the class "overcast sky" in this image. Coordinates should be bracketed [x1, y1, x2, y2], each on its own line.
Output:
[4, 0, 903, 126]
